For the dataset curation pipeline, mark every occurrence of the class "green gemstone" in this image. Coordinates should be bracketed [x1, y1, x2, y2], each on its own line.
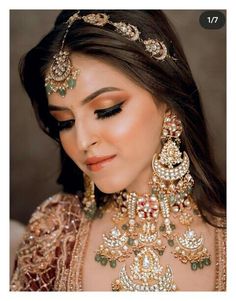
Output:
[187, 187, 192, 193]
[168, 239, 174, 247]
[85, 212, 91, 219]
[45, 84, 52, 95]
[100, 256, 108, 266]
[122, 224, 128, 230]
[158, 193, 164, 200]
[204, 258, 211, 266]
[85, 210, 96, 220]
[170, 223, 176, 230]
[169, 194, 176, 204]
[59, 88, 66, 97]
[95, 254, 101, 262]
[158, 250, 164, 256]
[198, 261, 204, 269]
[191, 262, 198, 271]
[67, 78, 76, 89]
[128, 238, 134, 246]
[110, 260, 117, 268]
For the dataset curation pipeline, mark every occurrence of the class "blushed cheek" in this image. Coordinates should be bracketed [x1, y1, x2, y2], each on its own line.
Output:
[105, 103, 163, 156]
[105, 113, 141, 151]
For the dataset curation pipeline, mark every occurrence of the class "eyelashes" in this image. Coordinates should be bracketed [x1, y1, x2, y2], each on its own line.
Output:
[56, 101, 125, 132]
[94, 101, 125, 120]
[56, 119, 75, 132]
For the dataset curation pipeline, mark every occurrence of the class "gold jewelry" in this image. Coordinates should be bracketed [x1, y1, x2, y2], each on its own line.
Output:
[45, 12, 81, 97]
[82, 173, 97, 219]
[93, 112, 211, 291]
[152, 112, 211, 270]
[45, 11, 177, 97]
[45, 51, 80, 97]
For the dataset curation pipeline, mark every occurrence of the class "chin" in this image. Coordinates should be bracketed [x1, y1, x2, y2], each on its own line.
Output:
[94, 178, 128, 194]
[95, 184, 120, 194]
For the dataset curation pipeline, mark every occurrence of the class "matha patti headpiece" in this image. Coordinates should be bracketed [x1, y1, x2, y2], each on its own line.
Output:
[45, 10, 177, 97]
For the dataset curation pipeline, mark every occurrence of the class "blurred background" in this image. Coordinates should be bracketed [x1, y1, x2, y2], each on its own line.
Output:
[10, 10, 226, 225]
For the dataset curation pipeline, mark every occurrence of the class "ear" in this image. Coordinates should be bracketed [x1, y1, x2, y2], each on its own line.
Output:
[163, 106, 179, 119]
[164, 105, 172, 115]
[161, 104, 171, 120]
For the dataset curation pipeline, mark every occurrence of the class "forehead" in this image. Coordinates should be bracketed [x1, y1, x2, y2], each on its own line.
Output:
[47, 53, 142, 105]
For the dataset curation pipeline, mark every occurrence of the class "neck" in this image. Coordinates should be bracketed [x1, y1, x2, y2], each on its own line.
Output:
[125, 166, 153, 195]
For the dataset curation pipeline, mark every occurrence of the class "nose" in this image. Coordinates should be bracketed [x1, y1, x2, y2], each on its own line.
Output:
[74, 119, 99, 153]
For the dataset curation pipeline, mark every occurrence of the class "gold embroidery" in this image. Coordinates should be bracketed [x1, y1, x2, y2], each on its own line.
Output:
[67, 214, 91, 291]
[215, 225, 227, 291]
[10, 193, 84, 291]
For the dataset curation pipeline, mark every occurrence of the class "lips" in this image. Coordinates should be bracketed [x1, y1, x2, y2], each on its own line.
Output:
[85, 155, 116, 172]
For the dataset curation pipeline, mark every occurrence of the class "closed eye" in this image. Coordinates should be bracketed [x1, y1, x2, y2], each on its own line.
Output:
[55, 101, 125, 132]
[95, 101, 125, 120]
[56, 119, 75, 131]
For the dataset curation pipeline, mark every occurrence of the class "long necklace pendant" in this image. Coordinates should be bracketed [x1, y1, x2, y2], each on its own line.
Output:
[111, 192, 177, 291]
[112, 246, 176, 291]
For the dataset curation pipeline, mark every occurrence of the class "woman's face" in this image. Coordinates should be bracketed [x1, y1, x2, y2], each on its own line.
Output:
[48, 54, 166, 194]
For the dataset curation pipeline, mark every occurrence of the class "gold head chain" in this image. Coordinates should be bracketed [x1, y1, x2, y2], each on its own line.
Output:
[45, 10, 177, 97]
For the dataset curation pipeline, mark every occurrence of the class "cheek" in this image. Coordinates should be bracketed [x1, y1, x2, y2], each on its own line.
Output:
[93, 103, 163, 193]
[108, 102, 163, 156]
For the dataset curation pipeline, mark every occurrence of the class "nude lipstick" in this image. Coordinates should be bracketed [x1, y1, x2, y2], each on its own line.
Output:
[85, 155, 117, 172]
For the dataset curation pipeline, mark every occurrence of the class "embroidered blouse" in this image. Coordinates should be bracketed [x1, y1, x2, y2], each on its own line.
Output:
[10, 193, 226, 291]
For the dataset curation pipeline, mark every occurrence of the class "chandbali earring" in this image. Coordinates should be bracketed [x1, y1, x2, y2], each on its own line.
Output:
[152, 111, 211, 271]
[82, 173, 97, 219]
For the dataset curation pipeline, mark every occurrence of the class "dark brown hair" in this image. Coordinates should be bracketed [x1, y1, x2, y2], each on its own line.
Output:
[19, 10, 226, 226]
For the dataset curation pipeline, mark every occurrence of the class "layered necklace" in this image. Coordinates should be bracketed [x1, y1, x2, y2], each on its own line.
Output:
[85, 112, 211, 291]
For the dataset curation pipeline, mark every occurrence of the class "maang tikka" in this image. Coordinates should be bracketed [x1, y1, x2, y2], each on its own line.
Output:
[45, 10, 177, 97]
[93, 111, 211, 291]
[45, 13, 81, 97]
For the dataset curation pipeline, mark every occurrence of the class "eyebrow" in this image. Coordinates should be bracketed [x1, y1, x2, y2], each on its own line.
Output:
[48, 87, 122, 111]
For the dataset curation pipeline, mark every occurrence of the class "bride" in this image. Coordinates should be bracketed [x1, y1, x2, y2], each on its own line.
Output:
[11, 10, 226, 291]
